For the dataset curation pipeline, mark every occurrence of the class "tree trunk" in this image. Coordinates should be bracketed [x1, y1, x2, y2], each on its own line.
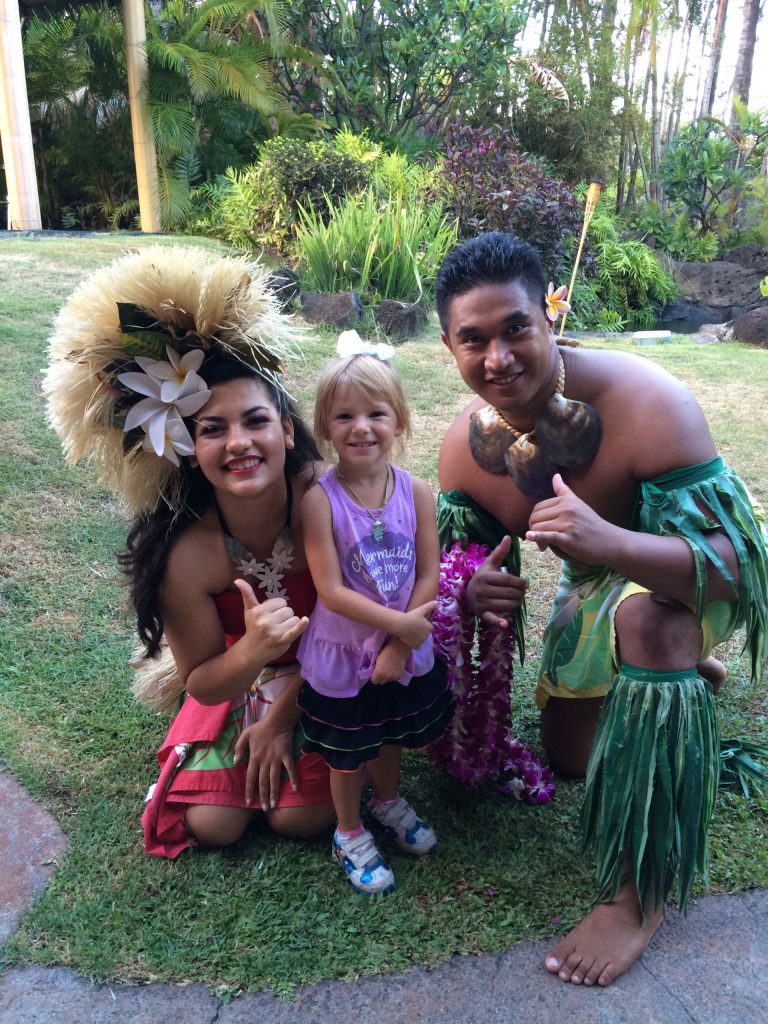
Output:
[672, 15, 695, 141]
[628, 64, 651, 207]
[700, 0, 729, 119]
[0, 0, 42, 229]
[691, 0, 714, 118]
[730, 0, 761, 118]
[123, 0, 161, 232]
[649, 5, 661, 200]
[539, 0, 552, 48]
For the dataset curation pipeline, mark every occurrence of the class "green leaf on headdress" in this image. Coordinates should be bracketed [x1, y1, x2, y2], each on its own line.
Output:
[109, 405, 129, 429]
[120, 331, 171, 360]
[118, 302, 166, 334]
[117, 302, 172, 358]
[122, 426, 144, 454]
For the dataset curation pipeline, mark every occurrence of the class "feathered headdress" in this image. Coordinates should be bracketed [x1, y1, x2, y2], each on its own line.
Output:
[44, 246, 300, 513]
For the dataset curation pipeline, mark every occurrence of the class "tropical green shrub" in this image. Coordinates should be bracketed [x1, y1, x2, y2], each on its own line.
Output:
[332, 127, 439, 202]
[567, 209, 677, 330]
[296, 189, 458, 303]
[202, 132, 440, 254]
[659, 108, 768, 245]
[630, 202, 720, 262]
[260, 136, 369, 213]
[332, 126, 382, 164]
[274, 0, 524, 145]
[583, 210, 677, 327]
[372, 151, 439, 203]
[593, 308, 627, 333]
[439, 119, 586, 285]
[192, 166, 266, 249]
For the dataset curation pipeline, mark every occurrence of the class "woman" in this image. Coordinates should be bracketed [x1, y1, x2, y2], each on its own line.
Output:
[45, 246, 334, 857]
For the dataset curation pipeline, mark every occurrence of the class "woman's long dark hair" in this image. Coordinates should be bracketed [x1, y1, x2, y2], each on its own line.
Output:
[119, 358, 320, 657]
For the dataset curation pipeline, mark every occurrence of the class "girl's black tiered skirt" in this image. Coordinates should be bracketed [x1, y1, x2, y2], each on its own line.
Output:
[297, 659, 454, 771]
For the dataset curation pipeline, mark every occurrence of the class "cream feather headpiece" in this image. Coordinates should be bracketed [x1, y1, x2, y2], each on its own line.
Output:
[44, 246, 300, 513]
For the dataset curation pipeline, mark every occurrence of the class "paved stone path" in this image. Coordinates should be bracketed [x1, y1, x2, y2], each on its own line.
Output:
[2, 764, 767, 1023]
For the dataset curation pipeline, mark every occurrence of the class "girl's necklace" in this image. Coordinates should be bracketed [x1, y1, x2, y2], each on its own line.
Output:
[336, 463, 392, 541]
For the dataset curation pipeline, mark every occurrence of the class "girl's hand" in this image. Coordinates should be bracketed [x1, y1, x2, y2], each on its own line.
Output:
[371, 641, 407, 684]
[234, 719, 298, 811]
[234, 579, 309, 663]
[396, 601, 436, 649]
[466, 535, 527, 629]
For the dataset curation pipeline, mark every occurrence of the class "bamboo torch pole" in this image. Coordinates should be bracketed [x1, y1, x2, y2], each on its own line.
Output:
[557, 179, 602, 339]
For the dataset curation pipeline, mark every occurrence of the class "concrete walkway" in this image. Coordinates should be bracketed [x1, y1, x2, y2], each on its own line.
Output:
[2, 764, 767, 1024]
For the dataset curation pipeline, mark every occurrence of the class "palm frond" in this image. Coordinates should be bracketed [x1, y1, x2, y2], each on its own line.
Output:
[150, 101, 197, 158]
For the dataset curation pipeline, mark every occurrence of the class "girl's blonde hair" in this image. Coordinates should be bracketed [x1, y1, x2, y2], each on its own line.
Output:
[314, 354, 411, 459]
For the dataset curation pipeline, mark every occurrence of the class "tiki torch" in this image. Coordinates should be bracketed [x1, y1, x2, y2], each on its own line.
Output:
[557, 178, 602, 339]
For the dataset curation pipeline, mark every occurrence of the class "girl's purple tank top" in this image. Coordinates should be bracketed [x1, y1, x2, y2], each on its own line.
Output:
[297, 465, 434, 698]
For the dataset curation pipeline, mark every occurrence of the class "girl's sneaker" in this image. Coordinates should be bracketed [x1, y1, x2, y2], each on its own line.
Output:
[368, 796, 437, 856]
[332, 828, 395, 894]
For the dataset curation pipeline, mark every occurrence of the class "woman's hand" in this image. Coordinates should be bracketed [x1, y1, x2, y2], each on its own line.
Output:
[234, 579, 309, 664]
[395, 601, 436, 649]
[371, 640, 407, 685]
[466, 535, 527, 629]
[234, 718, 298, 811]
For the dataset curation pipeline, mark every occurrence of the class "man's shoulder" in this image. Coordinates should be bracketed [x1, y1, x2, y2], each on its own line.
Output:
[569, 345, 683, 393]
[571, 348, 716, 477]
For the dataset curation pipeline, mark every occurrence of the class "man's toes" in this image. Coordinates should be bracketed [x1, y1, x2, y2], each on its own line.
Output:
[597, 962, 620, 987]
[558, 951, 584, 982]
[582, 957, 609, 986]
[544, 939, 572, 976]
[544, 955, 561, 975]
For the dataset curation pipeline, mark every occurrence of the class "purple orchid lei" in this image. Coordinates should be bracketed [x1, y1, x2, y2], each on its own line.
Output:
[428, 542, 555, 805]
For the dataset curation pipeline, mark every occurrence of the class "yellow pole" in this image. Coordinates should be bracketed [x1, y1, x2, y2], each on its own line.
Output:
[122, 0, 161, 232]
[557, 179, 602, 339]
[0, 0, 42, 230]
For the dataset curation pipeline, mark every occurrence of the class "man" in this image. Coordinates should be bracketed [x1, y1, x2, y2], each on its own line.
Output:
[435, 232, 767, 987]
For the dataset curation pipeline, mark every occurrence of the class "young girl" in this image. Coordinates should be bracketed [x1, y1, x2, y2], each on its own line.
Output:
[297, 351, 454, 893]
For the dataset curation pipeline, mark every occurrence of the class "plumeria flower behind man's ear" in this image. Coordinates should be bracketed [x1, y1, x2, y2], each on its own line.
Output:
[545, 283, 571, 324]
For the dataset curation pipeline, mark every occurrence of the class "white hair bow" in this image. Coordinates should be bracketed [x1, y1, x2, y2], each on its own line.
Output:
[336, 330, 396, 362]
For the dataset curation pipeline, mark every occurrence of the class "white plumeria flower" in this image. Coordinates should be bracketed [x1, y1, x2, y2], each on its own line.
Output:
[134, 345, 208, 402]
[140, 409, 198, 466]
[118, 345, 210, 465]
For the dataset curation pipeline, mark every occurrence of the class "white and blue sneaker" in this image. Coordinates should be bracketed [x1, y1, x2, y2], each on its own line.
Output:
[368, 796, 437, 856]
[332, 828, 395, 894]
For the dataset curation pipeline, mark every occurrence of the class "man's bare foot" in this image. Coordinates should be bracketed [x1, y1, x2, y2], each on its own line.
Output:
[697, 655, 727, 694]
[544, 881, 663, 987]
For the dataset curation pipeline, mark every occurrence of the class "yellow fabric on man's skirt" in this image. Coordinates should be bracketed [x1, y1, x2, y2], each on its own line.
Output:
[535, 560, 739, 709]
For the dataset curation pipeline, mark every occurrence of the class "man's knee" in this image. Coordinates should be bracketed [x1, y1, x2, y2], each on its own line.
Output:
[614, 593, 701, 670]
[540, 697, 604, 778]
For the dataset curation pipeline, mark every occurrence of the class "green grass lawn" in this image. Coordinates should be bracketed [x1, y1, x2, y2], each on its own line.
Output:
[1, 234, 767, 996]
